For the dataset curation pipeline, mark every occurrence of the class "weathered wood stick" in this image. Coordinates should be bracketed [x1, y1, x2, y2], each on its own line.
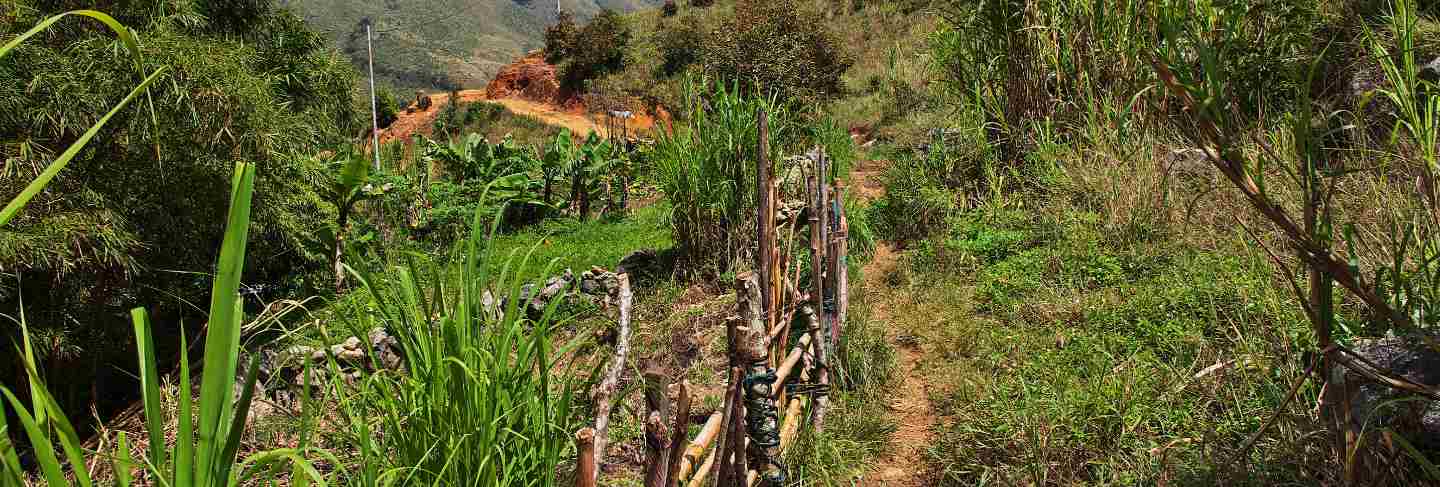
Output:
[590, 273, 634, 484]
[726, 374, 748, 487]
[575, 428, 597, 487]
[643, 364, 672, 487]
[717, 367, 748, 487]
[756, 108, 777, 361]
[808, 166, 832, 433]
[685, 445, 718, 487]
[666, 381, 693, 486]
[643, 411, 671, 487]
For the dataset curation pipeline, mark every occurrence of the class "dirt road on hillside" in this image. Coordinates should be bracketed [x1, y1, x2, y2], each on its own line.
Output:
[379, 89, 608, 144]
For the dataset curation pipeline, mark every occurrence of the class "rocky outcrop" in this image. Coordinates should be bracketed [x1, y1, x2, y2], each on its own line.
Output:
[1345, 335, 1440, 448]
[485, 51, 565, 106]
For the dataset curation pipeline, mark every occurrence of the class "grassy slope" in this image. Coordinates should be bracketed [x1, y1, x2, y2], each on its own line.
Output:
[286, 0, 662, 90]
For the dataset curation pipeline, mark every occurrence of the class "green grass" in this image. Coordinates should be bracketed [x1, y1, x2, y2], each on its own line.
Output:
[485, 201, 673, 278]
[875, 203, 1329, 485]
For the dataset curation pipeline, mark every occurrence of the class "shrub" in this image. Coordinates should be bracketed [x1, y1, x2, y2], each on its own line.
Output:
[376, 86, 399, 128]
[702, 0, 853, 102]
[662, 0, 679, 17]
[561, 9, 631, 89]
[658, 14, 705, 76]
[544, 10, 579, 63]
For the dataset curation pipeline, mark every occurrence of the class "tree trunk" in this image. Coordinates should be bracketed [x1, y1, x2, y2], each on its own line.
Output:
[333, 201, 352, 293]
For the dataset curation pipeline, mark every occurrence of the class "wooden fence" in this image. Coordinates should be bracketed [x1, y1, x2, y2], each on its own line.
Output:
[576, 108, 851, 487]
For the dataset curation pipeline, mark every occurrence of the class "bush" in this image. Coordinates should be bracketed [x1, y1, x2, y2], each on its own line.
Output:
[702, 0, 853, 102]
[376, 86, 399, 128]
[658, 14, 705, 76]
[662, 0, 679, 17]
[561, 9, 632, 89]
[544, 10, 579, 63]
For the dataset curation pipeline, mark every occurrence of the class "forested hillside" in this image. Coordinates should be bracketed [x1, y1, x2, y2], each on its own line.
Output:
[284, 0, 662, 90]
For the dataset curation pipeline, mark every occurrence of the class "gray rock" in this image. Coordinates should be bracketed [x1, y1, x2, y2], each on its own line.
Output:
[1421, 56, 1440, 84]
[1346, 335, 1440, 448]
[617, 249, 657, 277]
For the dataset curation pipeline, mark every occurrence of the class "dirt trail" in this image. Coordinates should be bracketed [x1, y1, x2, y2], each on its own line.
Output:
[855, 161, 940, 486]
[379, 90, 609, 144]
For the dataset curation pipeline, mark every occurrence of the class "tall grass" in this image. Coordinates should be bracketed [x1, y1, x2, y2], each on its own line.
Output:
[652, 78, 795, 272]
[319, 195, 585, 486]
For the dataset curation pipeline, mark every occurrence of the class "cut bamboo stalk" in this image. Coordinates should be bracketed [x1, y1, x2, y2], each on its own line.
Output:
[684, 446, 717, 487]
[676, 410, 722, 482]
[773, 333, 813, 395]
[666, 381, 693, 486]
[575, 428, 597, 487]
[591, 274, 634, 484]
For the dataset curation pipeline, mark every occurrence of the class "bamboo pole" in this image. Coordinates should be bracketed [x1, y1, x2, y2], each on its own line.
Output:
[685, 447, 718, 487]
[666, 381, 693, 486]
[591, 274, 634, 483]
[575, 428, 597, 487]
[676, 411, 723, 482]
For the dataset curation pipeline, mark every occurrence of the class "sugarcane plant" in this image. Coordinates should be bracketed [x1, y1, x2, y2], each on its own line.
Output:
[1154, 0, 1438, 477]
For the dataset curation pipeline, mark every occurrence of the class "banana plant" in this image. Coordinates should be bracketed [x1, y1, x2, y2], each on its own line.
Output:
[314, 148, 388, 293]
[541, 129, 577, 207]
[423, 134, 544, 207]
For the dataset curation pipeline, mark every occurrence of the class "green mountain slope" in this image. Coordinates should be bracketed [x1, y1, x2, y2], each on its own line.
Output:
[283, 0, 661, 90]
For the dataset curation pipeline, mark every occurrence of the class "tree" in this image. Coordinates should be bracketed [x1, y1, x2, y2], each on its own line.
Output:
[703, 0, 852, 102]
[545, 10, 579, 63]
[561, 9, 631, 89]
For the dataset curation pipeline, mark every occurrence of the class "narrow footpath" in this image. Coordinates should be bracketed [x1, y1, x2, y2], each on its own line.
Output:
[853, 159, 940, 486]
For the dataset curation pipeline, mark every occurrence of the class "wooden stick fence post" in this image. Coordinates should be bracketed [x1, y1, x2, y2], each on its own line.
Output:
[666, 381, 693, 486]
[575, 428, 597, 487]
[642, 364, 672, 487]
[807, 159, 832, 432]
[757, 108, 777, 354]
[736, 272, 783, 484]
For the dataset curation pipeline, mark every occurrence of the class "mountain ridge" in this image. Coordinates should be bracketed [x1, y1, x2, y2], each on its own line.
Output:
[283, 0, 662, 90]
